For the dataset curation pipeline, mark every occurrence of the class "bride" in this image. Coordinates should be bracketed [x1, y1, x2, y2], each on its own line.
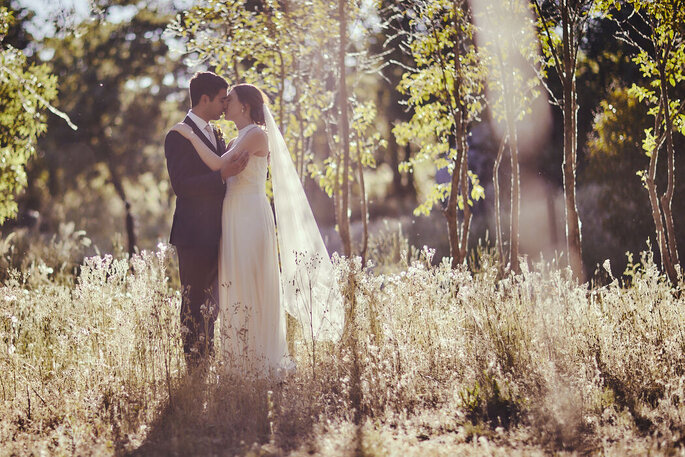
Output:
[171, 83, 343, 375]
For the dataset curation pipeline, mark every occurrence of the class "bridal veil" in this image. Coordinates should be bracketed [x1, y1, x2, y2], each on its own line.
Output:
[264, 104, 344, 342]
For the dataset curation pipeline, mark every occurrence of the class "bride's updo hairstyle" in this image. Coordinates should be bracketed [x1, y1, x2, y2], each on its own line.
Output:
[233, 83, 268, 126]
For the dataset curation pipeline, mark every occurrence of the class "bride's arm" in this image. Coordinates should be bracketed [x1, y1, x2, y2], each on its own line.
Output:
[169, 123, 264, 176]
[170, 123, 226, 171]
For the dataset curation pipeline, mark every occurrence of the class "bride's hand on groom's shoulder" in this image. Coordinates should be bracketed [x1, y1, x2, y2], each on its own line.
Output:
[170, 123, 193, 139]
[221, 150, 250, 180]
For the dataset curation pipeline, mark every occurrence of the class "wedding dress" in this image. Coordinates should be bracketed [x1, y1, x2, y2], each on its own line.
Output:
[217, 106, 345, 376]
[218, 123, 289, 374]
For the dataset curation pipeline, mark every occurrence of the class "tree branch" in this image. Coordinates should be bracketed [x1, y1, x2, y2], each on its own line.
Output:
[532, 0, 564, 83]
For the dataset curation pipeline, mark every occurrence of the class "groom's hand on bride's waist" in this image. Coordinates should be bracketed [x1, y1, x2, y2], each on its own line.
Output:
[221, 150, 250, 181]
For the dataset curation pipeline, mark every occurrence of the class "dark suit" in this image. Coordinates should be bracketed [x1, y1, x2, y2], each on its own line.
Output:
[165, 116, 227, 363]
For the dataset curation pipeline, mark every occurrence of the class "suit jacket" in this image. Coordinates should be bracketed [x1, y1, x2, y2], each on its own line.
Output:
[165, 116, 227, 248]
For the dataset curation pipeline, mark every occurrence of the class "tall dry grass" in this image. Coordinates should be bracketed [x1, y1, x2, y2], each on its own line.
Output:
[2, 228, 685, 456]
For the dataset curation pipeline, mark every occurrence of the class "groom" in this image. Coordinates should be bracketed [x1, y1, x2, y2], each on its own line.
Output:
[165, 71, 249, 366]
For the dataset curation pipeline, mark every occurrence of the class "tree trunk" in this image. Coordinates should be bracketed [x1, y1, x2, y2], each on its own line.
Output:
[646, 170, 672, 282]
[356, 138, 369, 265]
[107, 161, 137, 257]
[403, 144, 415, 195]
[493, 135, 506, 265]
[233, 58, 241, 82]
[445, 124, 466, 268]
[444, 18, 468, 269]
[508, 132, 520, 274]
[547, 181, 559, 246]
[277, 48, 286, 133]
[333, 145, 341, 239]
[561, 5, 584, 281]
[458, 134, 472, 262]
[501, 64, 520, 274]
[644, 75, 671, 278]
[388, 131, 404, 197]
[444, 154, 463, 268]
[659, 63, 680, 282]
[338, 0, 351, 257]
[295, 80, 306, 182]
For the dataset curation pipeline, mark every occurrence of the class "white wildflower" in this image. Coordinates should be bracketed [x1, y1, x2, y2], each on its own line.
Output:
[603, 259, 613, 278]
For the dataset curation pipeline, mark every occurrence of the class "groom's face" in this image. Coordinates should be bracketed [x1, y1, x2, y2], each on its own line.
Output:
[206, 88, 228, 121]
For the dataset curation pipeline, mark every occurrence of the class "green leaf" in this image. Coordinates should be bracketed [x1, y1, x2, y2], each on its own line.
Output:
[641, 128, 656, 157]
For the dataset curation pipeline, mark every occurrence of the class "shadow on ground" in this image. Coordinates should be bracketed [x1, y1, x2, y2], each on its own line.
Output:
[124, 362, 305, 457]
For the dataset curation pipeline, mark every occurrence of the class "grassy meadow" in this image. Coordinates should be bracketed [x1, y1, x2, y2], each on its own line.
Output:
[2, 226, 685, 456]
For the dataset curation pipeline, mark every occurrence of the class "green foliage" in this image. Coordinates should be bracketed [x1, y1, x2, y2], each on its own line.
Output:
[392, 0, 486, 217]
[533, 0, 597, 81]
[621, 0, 685, 157]
[0, 7, 58, 224]
[29, 2, 181, 249]
[351, 100, 384, 168]
[588, 86, 647, 162]
[40, 5, 176, 177]
[169, 0, 338, 173]
[314, 99, 386, 198]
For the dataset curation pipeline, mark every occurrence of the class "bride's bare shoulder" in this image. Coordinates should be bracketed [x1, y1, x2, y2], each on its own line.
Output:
[246, 126, 267, 139]
[246, 128, 268, 156]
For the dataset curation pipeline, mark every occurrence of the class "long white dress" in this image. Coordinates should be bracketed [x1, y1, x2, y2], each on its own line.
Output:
[218, 124, 289, 375]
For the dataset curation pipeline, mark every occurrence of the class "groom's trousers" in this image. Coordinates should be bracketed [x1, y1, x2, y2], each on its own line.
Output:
[176, 245, 220, 364]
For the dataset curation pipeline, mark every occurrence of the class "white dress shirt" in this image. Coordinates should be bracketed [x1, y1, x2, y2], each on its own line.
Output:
[187, 110, 216, 149]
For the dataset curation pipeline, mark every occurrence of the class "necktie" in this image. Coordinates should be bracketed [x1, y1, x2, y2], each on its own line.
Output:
[204, 124, 216, 149]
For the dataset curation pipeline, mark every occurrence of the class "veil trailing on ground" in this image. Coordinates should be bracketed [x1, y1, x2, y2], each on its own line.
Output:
[264, 104, 344, 342]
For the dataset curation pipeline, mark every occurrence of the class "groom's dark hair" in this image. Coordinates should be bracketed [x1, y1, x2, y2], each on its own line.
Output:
[189, 72, 228, 107]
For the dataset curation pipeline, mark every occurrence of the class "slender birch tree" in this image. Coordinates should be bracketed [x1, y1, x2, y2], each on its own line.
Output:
[337, 0, 353, 257]
[533, 0, 598, 281]
[613, 0, 685, 283]
[391, 0, 486, 268]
